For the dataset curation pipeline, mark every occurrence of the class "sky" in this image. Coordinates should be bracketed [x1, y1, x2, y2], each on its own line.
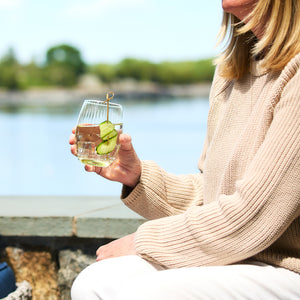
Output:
[0, 0, 224, 65]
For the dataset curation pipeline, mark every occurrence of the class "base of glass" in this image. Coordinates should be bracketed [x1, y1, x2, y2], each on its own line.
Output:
[78, 158, 113, 167]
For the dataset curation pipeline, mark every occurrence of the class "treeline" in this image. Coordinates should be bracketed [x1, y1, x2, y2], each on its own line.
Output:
[0, 44, 215, 90]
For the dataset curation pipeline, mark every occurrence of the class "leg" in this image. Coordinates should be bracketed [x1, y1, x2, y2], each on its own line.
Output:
[115, 261, 300, 300]
[71, 255, 162, 300]
[71, 257, 300, 300]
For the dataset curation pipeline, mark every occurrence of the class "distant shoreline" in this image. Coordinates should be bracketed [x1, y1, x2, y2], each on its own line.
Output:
[0, 81, 211, 106]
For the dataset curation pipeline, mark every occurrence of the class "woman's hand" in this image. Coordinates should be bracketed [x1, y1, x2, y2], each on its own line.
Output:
[69, 128, 142, 188]
[96, 233, 137, 261]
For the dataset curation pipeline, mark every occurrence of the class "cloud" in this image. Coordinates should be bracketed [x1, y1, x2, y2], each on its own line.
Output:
[0, 0, 23, 10]
[64, 0, 149, 18]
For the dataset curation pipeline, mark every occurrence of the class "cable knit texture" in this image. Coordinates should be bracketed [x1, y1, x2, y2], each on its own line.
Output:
[121, 53, 300, 273]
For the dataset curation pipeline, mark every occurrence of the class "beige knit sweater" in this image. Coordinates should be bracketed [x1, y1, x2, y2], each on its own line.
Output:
[121, 53, 300, 274]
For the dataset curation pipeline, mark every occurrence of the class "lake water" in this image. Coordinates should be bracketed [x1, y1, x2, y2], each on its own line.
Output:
[0, 97, 209, 196]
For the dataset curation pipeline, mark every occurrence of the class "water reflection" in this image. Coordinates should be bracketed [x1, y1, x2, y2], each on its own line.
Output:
[0, 102, 80, 115]
[0, 97, 209, 196]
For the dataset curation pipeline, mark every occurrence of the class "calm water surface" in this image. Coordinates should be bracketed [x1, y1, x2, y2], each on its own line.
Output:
[0, 97, 209, 196]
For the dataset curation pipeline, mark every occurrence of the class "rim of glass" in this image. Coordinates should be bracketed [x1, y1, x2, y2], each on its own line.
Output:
[83, 99, 122, 108]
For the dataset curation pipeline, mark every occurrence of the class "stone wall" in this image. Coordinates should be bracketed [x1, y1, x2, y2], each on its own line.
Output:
[0, 236, 112, 300]
[0, 196, 143, 299]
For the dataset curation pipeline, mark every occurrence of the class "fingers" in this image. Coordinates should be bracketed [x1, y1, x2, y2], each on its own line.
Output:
[69, 127, 76, 145]
[85, 165, 103, 176]
[85, 165, 95, 172]
[96, 245, 106, 261]
[70, 145, 77, 156]
[96, 246, 102, 257]
[70, 127, 77, 155]
[69, 134, 75, 145]
[95, 234, 137, 262]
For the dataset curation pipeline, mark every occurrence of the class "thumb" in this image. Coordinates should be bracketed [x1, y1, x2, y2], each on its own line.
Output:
[119, 133, 134, 151]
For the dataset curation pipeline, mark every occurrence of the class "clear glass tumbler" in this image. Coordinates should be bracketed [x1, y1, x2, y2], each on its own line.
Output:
[75, 99, 123, 167]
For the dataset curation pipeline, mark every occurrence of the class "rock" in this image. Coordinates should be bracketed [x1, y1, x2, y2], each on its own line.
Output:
[3, 247, 60, 300]
[58, 249, 95, 299]
[5, 280, 32, 300]
[0, 245, 102, 299]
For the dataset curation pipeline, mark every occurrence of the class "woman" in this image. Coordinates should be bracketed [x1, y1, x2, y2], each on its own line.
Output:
[70, 0, 300, 298]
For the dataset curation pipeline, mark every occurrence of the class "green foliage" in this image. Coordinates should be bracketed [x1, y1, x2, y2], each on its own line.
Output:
[88, 64, 117, 83]
[0, 48, 22, 90]
[0, 45, 215, 90]
[155, 59, 215, 84]
[90, 58, 215, 84]
[18, 62, 49, 87]
[194, 59, 216, 82]
[45, 44, 85, 86]
[116, 58, 157, 81]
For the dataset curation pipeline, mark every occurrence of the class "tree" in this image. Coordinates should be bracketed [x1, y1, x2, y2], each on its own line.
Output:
[45, 44, 85, 86]
[116, 58, 157, 81]
[89, 63, 117, 83]
[0, 48, 21, 90]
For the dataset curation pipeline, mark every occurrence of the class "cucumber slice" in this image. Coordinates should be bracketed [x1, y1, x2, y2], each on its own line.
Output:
[96, 135, 117, 155]
[99, 121, 114, 139]
[102, 129, 117, 140]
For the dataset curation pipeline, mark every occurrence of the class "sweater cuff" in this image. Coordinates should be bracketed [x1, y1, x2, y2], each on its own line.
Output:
[134, 213, 192, 268]
[121, 160, 164, 204]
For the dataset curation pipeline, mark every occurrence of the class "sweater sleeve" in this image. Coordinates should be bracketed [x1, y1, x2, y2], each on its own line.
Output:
[133, 72, 300, 268]
[121, 160, 204, 220]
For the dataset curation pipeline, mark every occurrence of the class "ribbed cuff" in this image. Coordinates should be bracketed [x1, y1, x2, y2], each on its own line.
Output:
[120, 161, 171, 219]
[135, 212, 198, 268]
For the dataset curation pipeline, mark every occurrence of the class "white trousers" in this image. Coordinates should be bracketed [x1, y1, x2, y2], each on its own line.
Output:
[71, 255, 300, 300]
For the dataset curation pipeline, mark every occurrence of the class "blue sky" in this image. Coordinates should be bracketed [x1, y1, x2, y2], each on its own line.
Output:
[0, 0, 223, 64]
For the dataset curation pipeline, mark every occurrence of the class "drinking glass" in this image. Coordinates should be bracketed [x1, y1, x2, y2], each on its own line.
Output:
[75, 99, 123, 167]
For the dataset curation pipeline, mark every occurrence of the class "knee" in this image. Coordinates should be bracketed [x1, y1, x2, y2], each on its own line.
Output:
[71, 256, 153, 300]
[71, 263, 100, 300]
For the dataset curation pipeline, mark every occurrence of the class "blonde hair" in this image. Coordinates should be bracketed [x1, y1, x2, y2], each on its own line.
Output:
[216, 0, 300, 80]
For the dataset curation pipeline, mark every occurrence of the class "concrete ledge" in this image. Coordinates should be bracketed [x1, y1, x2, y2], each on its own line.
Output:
[0, 196, 145, 239]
